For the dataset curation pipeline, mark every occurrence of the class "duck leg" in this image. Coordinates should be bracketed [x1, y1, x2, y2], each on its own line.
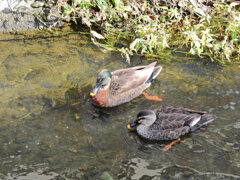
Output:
[162, 138, 181, 151]
[141, 91, 162, 102]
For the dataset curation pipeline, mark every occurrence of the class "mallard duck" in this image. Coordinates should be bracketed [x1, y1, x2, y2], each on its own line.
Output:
[128, 106, 216, 151]
[90, 62, 162, 107]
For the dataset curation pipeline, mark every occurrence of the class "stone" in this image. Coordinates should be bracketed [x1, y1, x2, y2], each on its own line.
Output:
[0, 0, 63, 32]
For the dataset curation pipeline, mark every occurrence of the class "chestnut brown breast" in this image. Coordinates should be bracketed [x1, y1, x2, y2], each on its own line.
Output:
[90, 89, 109, 107]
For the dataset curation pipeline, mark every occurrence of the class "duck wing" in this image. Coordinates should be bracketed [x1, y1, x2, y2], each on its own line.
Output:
[156, 106, 207, 115]
[111, 65, 147, 77]
[155, 107, 216, 131]
[110, 62, 157, 95]
[145, 113, 201, 140]
[147, 110, 216, 140]
[152, 113, 201, 131]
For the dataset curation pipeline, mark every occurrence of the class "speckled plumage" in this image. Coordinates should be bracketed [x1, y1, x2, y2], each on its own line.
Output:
[129, 106, 216, 140]
[90, 62, 162, 107]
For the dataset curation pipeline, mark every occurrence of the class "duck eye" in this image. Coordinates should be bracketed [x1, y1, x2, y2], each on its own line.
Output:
[97, 78, 103, 84]
[101, 84, 106, 88]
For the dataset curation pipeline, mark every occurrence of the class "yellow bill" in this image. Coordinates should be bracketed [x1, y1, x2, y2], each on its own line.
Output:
[90, 92, 95, 96]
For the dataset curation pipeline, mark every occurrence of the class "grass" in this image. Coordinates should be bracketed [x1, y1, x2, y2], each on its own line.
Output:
[40, 0, 240, 64]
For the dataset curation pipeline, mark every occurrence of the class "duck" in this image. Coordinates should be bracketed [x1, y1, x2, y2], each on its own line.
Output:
[90, 62, 162, 107]
[128, 106, 216, 151]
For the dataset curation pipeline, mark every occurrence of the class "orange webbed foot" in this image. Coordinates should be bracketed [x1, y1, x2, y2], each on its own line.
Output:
[162, 138, 181, 151]
[141, 91, 162, 102]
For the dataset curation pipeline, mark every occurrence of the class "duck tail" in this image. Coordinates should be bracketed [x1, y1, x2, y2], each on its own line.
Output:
[152, 66, 162, 79]
[146, 62, 162, 84]
[146, 66, 162, 83]
[190, 114, 216, 132]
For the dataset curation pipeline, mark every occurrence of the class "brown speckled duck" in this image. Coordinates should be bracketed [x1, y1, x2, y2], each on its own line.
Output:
[128, 106, 216, 151]
[90, 62, 162, 107]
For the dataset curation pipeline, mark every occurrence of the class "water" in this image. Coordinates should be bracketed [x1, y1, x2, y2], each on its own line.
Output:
[0, 33, 240, 179]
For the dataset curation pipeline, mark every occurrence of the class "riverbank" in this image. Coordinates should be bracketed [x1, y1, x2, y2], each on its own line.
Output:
[45, 0, 240, 64]
[0, 0, 62, 32]
[0, 0, 41, 32]
[1, 0, 239, 64]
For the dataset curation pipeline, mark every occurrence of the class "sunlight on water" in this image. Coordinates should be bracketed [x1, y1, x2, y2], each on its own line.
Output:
[0, 33, 240, 179]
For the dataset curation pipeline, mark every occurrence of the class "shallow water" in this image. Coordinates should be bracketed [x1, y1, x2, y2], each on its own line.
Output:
[0, 33, 240, 179]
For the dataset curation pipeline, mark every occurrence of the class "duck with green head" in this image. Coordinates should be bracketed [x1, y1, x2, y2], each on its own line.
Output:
[90, 62, 162, 107]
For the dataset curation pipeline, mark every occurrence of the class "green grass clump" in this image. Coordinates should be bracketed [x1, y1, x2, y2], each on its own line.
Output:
[46, 0, 240, 64]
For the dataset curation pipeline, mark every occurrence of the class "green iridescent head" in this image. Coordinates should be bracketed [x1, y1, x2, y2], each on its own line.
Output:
[90, 70, 112, 96]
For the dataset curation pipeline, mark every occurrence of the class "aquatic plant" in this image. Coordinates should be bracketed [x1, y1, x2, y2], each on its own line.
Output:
[42, 0, 240, 64]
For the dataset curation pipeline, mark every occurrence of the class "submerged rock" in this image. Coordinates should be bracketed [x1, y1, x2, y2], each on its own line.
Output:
[101, 171, 113, 180]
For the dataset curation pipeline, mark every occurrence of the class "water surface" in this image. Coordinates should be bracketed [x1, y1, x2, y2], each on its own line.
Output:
[0, 33, 240, 179]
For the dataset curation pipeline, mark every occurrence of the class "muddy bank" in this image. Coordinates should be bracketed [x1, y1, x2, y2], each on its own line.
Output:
[0, 0, 62, 32]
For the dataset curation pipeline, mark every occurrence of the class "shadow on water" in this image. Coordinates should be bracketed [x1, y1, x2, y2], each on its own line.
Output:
[0, 33, 240, 179]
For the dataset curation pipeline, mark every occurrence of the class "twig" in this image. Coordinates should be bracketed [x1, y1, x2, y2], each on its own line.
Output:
[18, 111, 33, 120]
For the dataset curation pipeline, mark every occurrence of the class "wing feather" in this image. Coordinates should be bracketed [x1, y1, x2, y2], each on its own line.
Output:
[151, 113, 201, 130]
[110, 63, 156, 95]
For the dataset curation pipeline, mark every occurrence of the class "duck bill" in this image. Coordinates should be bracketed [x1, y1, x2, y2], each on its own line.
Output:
[90, 83, 100, 96]
[127, 121, 138, 130]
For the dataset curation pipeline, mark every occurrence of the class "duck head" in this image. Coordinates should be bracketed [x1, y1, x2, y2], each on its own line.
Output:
[128, 110, 156, 130]
[90, 70, 112, 97]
